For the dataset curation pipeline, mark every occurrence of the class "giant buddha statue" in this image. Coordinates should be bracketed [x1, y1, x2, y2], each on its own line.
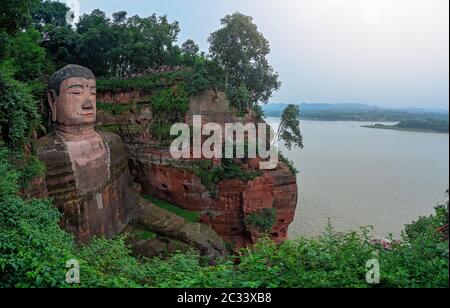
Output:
[37, 65, 138, 242]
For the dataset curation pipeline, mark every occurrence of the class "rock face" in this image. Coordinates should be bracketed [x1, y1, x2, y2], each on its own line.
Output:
[128, 149, 297, 248]
[97, 88, 299, 248]
[37, 131, 138, 242]
[32, 66, 230, 259]
[127, 198, 226, 261]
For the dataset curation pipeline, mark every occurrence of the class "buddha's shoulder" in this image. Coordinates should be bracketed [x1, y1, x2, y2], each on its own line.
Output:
[36, 132, 72, 168]
[98, 131, 123, 145]
[98, 131, 128, 166]
[37, 132, 66, 153]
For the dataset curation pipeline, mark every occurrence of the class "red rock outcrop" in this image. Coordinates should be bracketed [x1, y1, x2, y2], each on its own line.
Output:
[96, 88, 299, 248]
[127, 146, 297, 248]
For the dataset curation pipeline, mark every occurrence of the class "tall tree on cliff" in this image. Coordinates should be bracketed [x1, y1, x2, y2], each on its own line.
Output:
[208, 12, 281, 108]
[0, 0, 39, 36]
[31, 0, 80, 69]
[275, 104, 303, 150]
[0, 0, 40, 60]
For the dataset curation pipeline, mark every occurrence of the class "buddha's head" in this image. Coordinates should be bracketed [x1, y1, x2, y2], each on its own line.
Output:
[48, 65, 97, 129]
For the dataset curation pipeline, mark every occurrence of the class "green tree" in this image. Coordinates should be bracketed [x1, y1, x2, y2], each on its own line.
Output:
[208, 12, 280, 106]
[32, 0, 69, 30]
[8, 29, 50, 81]
[181, 39, 199, 65]
[31, 0, 79, 69]
[0, 64, 40, 151]
[76, 10, 113, 76]
[226, 84, 250, 114]
[275, 104, 303, 150]
[0, 0, 39, 35]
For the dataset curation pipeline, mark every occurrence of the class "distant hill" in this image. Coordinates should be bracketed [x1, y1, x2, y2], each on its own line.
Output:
[263, 103, 449, 122]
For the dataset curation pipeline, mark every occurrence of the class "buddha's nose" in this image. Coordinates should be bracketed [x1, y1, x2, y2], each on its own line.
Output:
[81, 99, 94, 110]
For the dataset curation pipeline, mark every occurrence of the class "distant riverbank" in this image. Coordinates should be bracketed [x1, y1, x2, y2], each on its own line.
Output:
[263, 103, 449, 123]
[362, 119, 449, 134]
[362, 124, 449, 134]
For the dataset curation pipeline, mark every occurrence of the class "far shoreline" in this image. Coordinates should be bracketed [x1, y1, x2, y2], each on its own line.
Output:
[362, 124, 449, 134]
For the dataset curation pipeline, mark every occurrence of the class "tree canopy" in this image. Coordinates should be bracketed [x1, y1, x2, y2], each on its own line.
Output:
[275, 104, 303, 150]
[208, 12, 281, 107]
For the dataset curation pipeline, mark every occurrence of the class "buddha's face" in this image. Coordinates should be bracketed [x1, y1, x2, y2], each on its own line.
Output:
[49, 77, 97, 126]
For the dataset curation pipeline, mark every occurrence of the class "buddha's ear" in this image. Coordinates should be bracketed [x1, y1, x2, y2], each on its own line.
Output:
[48, 89, 57, 122]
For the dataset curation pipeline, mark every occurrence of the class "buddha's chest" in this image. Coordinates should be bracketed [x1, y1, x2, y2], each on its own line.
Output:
[64, 135, 110, 194]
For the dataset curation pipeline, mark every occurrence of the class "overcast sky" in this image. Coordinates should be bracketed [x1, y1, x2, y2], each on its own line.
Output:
[69, 0, 449, 109]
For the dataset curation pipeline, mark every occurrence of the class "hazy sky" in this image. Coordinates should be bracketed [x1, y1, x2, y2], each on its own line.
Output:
[69, 0, 449, 109]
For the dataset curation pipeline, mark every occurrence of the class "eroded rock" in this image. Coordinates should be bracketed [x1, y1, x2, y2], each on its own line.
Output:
[129, 199, 226, 261]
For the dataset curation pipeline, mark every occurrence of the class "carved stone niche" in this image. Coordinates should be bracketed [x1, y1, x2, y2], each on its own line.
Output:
[37, 65, 138, 242]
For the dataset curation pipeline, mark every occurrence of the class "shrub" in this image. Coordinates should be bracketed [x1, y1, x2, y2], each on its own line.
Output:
[0, 147, 76, 288]
[279, 152, 298, 176]
[193, 159, 262, 193]
[0, 64, 40, 151]
[244, 208, 277, 233]
[1, 147, 448, 288]
[226, 84, 250, 115]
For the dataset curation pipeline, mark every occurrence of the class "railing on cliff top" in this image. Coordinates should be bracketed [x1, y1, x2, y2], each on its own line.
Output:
[120, 65, 185, 80]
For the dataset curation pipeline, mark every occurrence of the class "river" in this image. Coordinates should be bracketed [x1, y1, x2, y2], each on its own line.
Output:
[266, 118, 449, 239]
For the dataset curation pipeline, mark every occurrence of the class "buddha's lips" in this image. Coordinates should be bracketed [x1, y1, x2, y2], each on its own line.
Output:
[83, 113, 94, 117]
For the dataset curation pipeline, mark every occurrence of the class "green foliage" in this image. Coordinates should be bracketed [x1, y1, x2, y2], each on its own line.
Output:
[0, 0, 39, 36]
[1, 149, 448, 288]
[97, 68, 220, 96]
[151, 87, 189, 123]
[181, 39, 200, 65]
[244, 208, 277, 233]
[279, 152, 299, 176]
[8, 28, 52, 81]
[0, 1, 448, 289]
[75, 10, 181, 77]
[149, 122, 173, 144]
[253, 104, 265, 120]
[366, 119, 449, 133]
[32, 0, 69, 30]
[0, 148, 76, 288]
[0, 65, 40, 151]
[143, 195, 201, 223]
[276, 104, 303, 150]
[134, 230, 158, 241]
[185, 69, 211, 96]
[208, 12, 280, 105]
[193, 159, 262, 192]
[226, 84, 250, 114]
[97, 102, 134, 116]
[16, 154, 46, 189]
[396, 119, 449, 133]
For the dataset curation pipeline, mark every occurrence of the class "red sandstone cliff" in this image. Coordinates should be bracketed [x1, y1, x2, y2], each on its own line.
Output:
[96, 89, 299, 248]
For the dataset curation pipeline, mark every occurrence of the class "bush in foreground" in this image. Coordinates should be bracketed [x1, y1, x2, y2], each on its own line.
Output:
[0, 149, 448, 288]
